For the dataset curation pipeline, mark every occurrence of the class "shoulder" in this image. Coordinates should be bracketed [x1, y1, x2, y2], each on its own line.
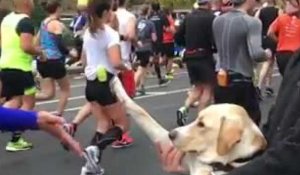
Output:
[243, 15, 262, 29]
[105, 25, 119, 38]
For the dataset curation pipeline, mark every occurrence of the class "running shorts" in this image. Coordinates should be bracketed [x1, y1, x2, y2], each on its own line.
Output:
[85, 71, 118, 106]
[1, 69, 36, 100]
[185, 56, 216, 85]
[136, 51, 152, 68]
[0, 107, 38, 132]
[162, 42, 175, 58]
[37, 59, 67, 79]
[153, 41, 163, 55]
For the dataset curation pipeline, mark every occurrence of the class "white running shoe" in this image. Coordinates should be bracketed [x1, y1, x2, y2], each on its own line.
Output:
[81, 146, 104, 175]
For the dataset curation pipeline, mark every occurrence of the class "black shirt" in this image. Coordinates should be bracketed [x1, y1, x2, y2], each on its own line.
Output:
[16, 17, 35, 36]
[176, 8, 216, 52]
[149, 11, 169, 43]
[259, 6, 279, 36]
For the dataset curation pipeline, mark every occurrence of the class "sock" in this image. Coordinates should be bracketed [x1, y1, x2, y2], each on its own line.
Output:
[97, 126, 123, 150]
[154, 63, 162, 80]
[11, 132, 21, 142]
[90, 132, 104, 146]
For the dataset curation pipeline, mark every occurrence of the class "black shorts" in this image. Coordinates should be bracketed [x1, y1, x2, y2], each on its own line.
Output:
[185, 56, 216, 85]
[85, 72, 118, 106]
[276, 51, 294, 76]
[37, 59, 67, 79]
[262, 36, 277, 55]
[136, 51, 151, 68]
[1, 69, 36, 100]
[214, 82, 261, 125]
[153, 42, 163, 55]
[162, 42, 175, 58]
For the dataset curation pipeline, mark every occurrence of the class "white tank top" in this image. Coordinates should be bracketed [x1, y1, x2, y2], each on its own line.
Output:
[115, 8, 136, 62]
[83, 25, 120, 80]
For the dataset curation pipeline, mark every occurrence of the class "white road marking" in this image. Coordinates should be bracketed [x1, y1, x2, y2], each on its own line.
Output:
[49, 88, 190, 113]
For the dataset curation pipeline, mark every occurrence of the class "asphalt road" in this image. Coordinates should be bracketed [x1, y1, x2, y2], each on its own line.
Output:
[0, 68, 282, 175]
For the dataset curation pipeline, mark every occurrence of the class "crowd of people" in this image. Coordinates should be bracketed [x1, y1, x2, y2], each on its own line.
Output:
[1, 0, 300, 174]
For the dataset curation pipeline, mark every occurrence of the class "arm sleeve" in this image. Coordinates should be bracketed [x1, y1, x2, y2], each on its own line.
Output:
[16, 17, 35, 36]
[246, 18, 266, 62]
[107, 29, 120, 49]
[229, 119, 300, 175]
[175, 18, 186, 47]
[54, 34, 69, 56]
[210, 16, 217, 53]
[0, 107, 39, 132]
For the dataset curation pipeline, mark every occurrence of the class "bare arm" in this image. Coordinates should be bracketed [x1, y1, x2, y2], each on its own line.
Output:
[267, 17, 279, 42]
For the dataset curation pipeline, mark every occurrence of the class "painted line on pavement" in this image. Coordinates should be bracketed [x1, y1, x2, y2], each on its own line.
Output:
[50, 88, 190, 113]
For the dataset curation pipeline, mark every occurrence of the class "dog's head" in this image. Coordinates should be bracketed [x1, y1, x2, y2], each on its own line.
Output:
[169, 104, 267, 165]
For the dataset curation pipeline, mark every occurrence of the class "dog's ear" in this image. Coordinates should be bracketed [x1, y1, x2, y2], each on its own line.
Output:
[217, 117, 243, 156]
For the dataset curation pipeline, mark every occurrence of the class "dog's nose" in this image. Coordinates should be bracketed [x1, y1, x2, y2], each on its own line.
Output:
[169, 130, 178, 141]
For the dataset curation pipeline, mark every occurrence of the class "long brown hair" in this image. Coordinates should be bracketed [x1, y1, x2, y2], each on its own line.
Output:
[87, 0, 111, 35]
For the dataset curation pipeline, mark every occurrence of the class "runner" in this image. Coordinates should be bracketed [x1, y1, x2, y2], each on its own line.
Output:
[268, 0, 300, 76]
[176, 0, 216, 126]
[35, 1, 71, 117]
[134, 5, 157, 96]
[255, 0, 282, 98]
[149, 2, 170, 86]
[80, 0, 130, 173]
[162, 7, 176, 80]
[213, 0, 272, 125]
[0, 0, 45, 152]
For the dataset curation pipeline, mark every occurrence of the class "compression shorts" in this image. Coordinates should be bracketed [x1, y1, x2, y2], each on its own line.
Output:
[0, 107, 38, 132]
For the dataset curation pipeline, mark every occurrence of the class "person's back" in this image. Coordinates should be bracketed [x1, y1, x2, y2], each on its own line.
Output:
[259, 6, 279, 36]
[213, 10, 265, 77]
[136, 17, 155, 52]
[115, 7, 135, 62]
[185, 8, 215, 52]
[149, 11, 167, 43]
[0, 12, 32, 71]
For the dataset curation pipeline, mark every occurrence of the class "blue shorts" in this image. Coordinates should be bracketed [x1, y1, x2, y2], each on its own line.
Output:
[0, 107, 39, 132]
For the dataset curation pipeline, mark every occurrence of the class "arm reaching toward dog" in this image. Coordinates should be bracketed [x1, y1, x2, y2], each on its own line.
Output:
[156, 142, 187, 174]
[0, 107, 83, 157]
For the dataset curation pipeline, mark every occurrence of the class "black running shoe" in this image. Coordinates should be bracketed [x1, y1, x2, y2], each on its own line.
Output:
[265, 87, 274, 97]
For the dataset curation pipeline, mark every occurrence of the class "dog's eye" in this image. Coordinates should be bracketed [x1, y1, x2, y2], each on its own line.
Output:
[197, 121, 205, 127]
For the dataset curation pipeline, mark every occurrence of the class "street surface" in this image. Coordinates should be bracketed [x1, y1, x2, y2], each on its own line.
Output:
[0, 68, 281, 175]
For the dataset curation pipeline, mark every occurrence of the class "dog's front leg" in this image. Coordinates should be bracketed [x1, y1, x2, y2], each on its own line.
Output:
[110, 77, 169, 143]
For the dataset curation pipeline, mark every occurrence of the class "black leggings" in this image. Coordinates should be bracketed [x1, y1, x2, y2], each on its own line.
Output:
[276, 51, 294, 76]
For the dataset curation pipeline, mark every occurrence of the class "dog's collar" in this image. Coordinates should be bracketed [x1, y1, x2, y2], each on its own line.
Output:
[209, 162, 234, 172]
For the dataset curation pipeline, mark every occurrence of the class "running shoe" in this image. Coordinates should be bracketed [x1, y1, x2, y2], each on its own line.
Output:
[176, 106, 189, 126]
[159, 79, 170, 86]
[111, 132, 134, 149]
[6, 138, 33, 152]
[81, 146, 104, 175]
[136, 86, 146, 96]
[165, 73, 174, 80]
[265, 87, 274, 97]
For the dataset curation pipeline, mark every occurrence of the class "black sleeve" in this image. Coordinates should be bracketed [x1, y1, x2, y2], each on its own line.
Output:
[16, 17, 35, 36]
[228, 119, 300, 175]
[175, 18, 186, 47]
[54, 34, 69, 56]
[211, 16, 217, 53]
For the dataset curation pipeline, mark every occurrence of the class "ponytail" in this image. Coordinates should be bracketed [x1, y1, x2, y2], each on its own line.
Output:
[87, 0, 111, 35]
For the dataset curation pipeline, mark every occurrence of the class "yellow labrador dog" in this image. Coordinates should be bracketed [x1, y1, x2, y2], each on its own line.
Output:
[111, 77, 267, 175]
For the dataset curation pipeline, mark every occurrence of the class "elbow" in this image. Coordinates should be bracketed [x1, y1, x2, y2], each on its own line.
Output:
[21, 44, 33, 54]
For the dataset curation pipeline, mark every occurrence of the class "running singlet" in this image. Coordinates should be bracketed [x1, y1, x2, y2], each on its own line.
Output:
[270, 14, 300, 52]
[0, 107, 38, 132]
